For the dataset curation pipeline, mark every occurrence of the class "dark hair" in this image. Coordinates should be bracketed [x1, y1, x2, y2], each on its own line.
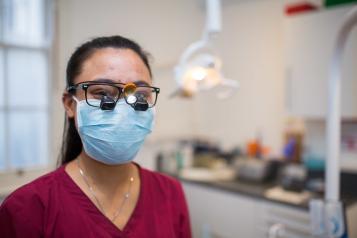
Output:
[59, 35, 152, 166]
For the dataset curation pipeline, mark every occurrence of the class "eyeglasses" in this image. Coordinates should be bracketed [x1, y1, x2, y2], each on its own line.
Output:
[67, 81, 160, 111]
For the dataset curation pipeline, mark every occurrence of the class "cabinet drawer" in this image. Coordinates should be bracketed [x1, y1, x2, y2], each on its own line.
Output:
[255, 202, 313, 238]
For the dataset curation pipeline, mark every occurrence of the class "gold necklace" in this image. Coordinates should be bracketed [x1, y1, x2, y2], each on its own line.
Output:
[76, 159, 134, 222]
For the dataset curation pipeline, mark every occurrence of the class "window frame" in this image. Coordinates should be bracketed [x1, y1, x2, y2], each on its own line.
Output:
[0, 0, 55, 196]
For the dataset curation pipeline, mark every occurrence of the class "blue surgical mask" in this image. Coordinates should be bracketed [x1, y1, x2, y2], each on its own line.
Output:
[73, 98, 154, 165]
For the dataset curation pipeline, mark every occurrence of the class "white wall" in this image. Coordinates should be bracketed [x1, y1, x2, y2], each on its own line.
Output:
[52, 0, 285, 167]
[193, 0, 285, 153]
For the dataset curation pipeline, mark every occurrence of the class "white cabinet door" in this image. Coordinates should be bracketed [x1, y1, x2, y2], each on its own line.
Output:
[284, 5, 357, 119]
[182, 182, 257, 238]
[255, 201, 313, 238]
[182, 182, 314, 238]
[183, 181, 357, 238]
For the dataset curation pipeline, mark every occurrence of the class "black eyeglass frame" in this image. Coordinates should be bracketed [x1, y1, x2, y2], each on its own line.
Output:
[67, 81, 160, 109]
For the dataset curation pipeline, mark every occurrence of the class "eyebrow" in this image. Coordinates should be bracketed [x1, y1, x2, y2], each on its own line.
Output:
[133, 80, 151, 87]
[90, 78, 151, 87]
[92, 78, 118, 84]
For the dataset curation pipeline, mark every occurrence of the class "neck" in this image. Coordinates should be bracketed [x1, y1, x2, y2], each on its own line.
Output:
[77, 151, 135, 190]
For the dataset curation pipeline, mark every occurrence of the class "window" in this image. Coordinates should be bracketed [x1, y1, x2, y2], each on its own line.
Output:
[0, 0, 53, 174]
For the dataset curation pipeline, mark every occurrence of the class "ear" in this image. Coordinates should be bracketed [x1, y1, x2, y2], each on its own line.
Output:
[62, 92, 76, 119]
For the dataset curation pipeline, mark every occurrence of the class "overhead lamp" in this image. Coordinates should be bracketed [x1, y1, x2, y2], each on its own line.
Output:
[173, 0, 239, 99]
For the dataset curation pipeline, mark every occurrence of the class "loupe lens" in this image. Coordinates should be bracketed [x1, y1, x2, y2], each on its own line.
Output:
[123, 83, 158, 110]
[100, 96, 116, 110]
[126, 95, 137, 104]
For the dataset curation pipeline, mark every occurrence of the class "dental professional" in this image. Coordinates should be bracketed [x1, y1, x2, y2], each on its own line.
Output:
[0, 35, 192, 238]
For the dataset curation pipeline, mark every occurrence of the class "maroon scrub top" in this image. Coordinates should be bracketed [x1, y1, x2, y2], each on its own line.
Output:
[0, 164, 192, 238]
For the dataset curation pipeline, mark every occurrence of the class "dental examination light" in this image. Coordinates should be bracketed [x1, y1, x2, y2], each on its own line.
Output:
[173, 0, 239, 99]
[309, 6, 357, 238]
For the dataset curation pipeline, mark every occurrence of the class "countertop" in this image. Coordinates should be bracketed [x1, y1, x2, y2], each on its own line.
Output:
[179, 177, 357, 210]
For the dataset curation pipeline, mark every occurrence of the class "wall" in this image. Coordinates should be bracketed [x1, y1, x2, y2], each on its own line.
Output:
[52, 0, 285, 168]
[193, 0, 285, 153]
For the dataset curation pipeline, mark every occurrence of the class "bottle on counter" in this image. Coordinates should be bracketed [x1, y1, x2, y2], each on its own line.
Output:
[282, 117, 305, 163]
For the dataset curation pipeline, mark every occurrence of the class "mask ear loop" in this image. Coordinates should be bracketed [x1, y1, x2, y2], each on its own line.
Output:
[72, 96, 79, 104]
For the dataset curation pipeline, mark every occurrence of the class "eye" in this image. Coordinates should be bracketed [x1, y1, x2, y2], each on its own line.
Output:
[87, 84, 120, 100]
[92, 89, 107, 96]
[136, 88, 152, 99]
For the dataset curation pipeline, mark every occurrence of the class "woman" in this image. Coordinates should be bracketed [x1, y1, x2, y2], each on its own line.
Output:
[0, 35, 192, 238]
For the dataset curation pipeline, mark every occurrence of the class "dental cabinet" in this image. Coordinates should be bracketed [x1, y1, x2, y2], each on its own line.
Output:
[284, 5, 357, 119]
[183, 181, 357, 238]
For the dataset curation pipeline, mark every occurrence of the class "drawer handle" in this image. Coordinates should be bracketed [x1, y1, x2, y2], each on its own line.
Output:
[269, 223, 285, 238]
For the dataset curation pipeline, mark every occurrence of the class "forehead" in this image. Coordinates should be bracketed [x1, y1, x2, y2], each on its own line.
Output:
[75, 48, 151, 85]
